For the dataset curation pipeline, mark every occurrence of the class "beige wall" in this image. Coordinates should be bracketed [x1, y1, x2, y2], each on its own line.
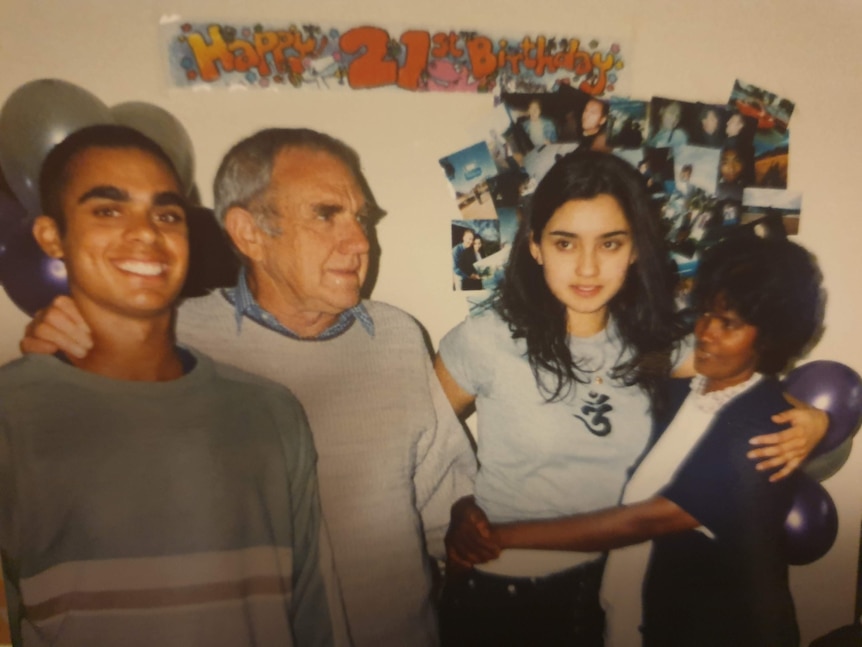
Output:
[1, 0, 861, 642]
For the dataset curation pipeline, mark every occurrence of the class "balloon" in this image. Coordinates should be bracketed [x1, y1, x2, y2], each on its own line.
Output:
[181, 206, 239, 298]
[110, 102, 195, 195]
[783, 475, 838, 565]
[803, 435, 854, 482]
[784, 361, 862, 455]
[0, 79, 112, 214]
[0, 220, 68, 315]
[0, 188, 28, 249]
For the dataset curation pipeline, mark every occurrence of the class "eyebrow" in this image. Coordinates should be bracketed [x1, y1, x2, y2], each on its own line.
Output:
[312, 203, 344, 218]
[77, 186, 186, 209]
[546, 229, 631, 239]
[78, 185, 129, 204]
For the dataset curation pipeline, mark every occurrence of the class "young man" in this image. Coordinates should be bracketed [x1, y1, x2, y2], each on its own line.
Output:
[0, 125, 346, 646]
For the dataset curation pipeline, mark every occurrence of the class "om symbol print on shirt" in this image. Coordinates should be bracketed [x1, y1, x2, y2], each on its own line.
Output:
[574, 391, 614, 436]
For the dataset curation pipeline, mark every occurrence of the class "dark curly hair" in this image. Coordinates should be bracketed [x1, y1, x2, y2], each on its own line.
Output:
[691, 234, 824, 374]
[493, 149, 684, 411]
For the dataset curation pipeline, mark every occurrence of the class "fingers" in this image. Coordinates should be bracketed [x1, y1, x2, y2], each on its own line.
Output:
[22, 296, 92, 359]
[768, 458, 800, 483]
[19, 337, 61, 356]
[781, 392, 809, 410]
[749, 427, 801, 446]
[446, 527, 500, 565]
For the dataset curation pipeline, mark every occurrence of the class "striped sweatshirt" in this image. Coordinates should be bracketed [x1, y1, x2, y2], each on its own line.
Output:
[0, 351, 347, 647]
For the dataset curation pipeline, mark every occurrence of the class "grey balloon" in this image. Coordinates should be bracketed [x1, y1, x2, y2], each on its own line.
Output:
[0, 79, 113, 215]
[110, 101, 195, 195]
[802, 436, 854, 482]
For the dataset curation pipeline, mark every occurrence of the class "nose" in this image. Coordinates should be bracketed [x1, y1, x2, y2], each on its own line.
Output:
[575, 246, 598, 277]
[126, 211, 160, 244]
[339, 216, 371, 255]
[695, 313, 719, 342]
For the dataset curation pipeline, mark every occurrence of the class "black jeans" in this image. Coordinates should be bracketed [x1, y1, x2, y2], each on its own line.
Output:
[439, 559, 606, 647]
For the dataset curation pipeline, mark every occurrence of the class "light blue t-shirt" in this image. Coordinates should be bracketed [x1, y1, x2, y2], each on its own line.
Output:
[439, 309, 654, 523]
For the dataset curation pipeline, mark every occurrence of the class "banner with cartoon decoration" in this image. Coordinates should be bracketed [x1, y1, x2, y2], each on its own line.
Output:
[161, 18, 628, 95]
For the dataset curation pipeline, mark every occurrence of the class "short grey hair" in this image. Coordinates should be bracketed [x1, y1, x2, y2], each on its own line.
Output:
[213, 128, 381, 237]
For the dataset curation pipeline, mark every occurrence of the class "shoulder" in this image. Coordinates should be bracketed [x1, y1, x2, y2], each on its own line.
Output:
[711, 377, 788, 438]
[727, 378, 787, 418]
[363, 300, 426, 338]
[188, 348, 305, 412]
[178, 291, 230, 317]
[439, 308, 510, 367]
[0, 355, 50, 389]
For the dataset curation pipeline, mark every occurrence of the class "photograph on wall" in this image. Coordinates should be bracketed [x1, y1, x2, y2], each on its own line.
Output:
[646, 97, 699, 149]
[690, 103, 731, 148]
[729, 80, 794, 134]
[475, 104, 525, 174]
[554, 85, 611, 151]
[450, 219, 503, 291]
[741, 187, 802, 236]
[729, 80, 794, 189]
[439, 142, 499, 220]
[501, 92, 562, 156]
[606, 98, 647, 149]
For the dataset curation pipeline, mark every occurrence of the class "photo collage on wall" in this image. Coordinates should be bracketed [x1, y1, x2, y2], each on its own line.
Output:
[439, 79, 800, 313]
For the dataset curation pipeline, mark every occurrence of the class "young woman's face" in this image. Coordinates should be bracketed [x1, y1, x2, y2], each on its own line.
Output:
[529, 194, 636, 336]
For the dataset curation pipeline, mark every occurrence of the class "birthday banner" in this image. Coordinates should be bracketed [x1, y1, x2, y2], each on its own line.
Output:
[161, 18, 628, 96]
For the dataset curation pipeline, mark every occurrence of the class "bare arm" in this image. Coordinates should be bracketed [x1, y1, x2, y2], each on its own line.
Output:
[491, 496, 699, 553]
[20, 295, 92, 358]
[434, 354, 476, 418]
[673, 346, 827, 480]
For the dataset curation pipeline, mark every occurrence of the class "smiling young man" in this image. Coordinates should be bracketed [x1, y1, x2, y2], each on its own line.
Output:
[0, 126, 346, 647]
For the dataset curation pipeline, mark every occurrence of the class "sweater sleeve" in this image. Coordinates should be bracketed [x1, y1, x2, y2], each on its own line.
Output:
[413, 349, 478, 561]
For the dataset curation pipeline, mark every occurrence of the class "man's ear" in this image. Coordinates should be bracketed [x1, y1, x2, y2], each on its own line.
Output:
[224, 207, 266, 262]
[32, 216, 64, 259]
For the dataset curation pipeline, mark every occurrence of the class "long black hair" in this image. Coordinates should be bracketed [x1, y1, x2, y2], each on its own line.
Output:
[494, 149, 684, 411]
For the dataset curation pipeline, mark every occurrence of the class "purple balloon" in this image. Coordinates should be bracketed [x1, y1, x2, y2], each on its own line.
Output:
[0, 220, 68, 316]
[784, 360, 862, 455]
[0, 189, 28, 248]
[784, 475, 838, 565]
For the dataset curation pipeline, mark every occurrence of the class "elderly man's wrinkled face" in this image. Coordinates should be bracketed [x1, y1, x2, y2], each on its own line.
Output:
[252, 147, 371, 322]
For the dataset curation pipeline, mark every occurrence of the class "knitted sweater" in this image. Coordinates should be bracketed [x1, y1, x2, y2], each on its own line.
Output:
[0, 351, 342, 647]
[177, 293, 477, 647]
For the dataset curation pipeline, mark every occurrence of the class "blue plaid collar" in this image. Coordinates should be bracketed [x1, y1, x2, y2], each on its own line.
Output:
[222, 268, 374, 341]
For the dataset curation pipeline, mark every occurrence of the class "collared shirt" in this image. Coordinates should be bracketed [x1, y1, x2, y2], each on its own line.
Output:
[222, 268, 374, 341]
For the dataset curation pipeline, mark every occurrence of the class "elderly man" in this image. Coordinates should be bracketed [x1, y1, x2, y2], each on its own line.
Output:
[5, 125, 344, 647]
[24, 128, 477, 647]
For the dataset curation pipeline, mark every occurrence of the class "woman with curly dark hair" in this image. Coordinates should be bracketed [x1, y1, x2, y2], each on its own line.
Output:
[479, 235, 823, 647]
[435, 150, 823, 646]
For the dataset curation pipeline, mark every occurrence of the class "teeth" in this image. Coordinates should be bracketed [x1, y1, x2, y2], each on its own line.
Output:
[117, 261, 165, 277]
